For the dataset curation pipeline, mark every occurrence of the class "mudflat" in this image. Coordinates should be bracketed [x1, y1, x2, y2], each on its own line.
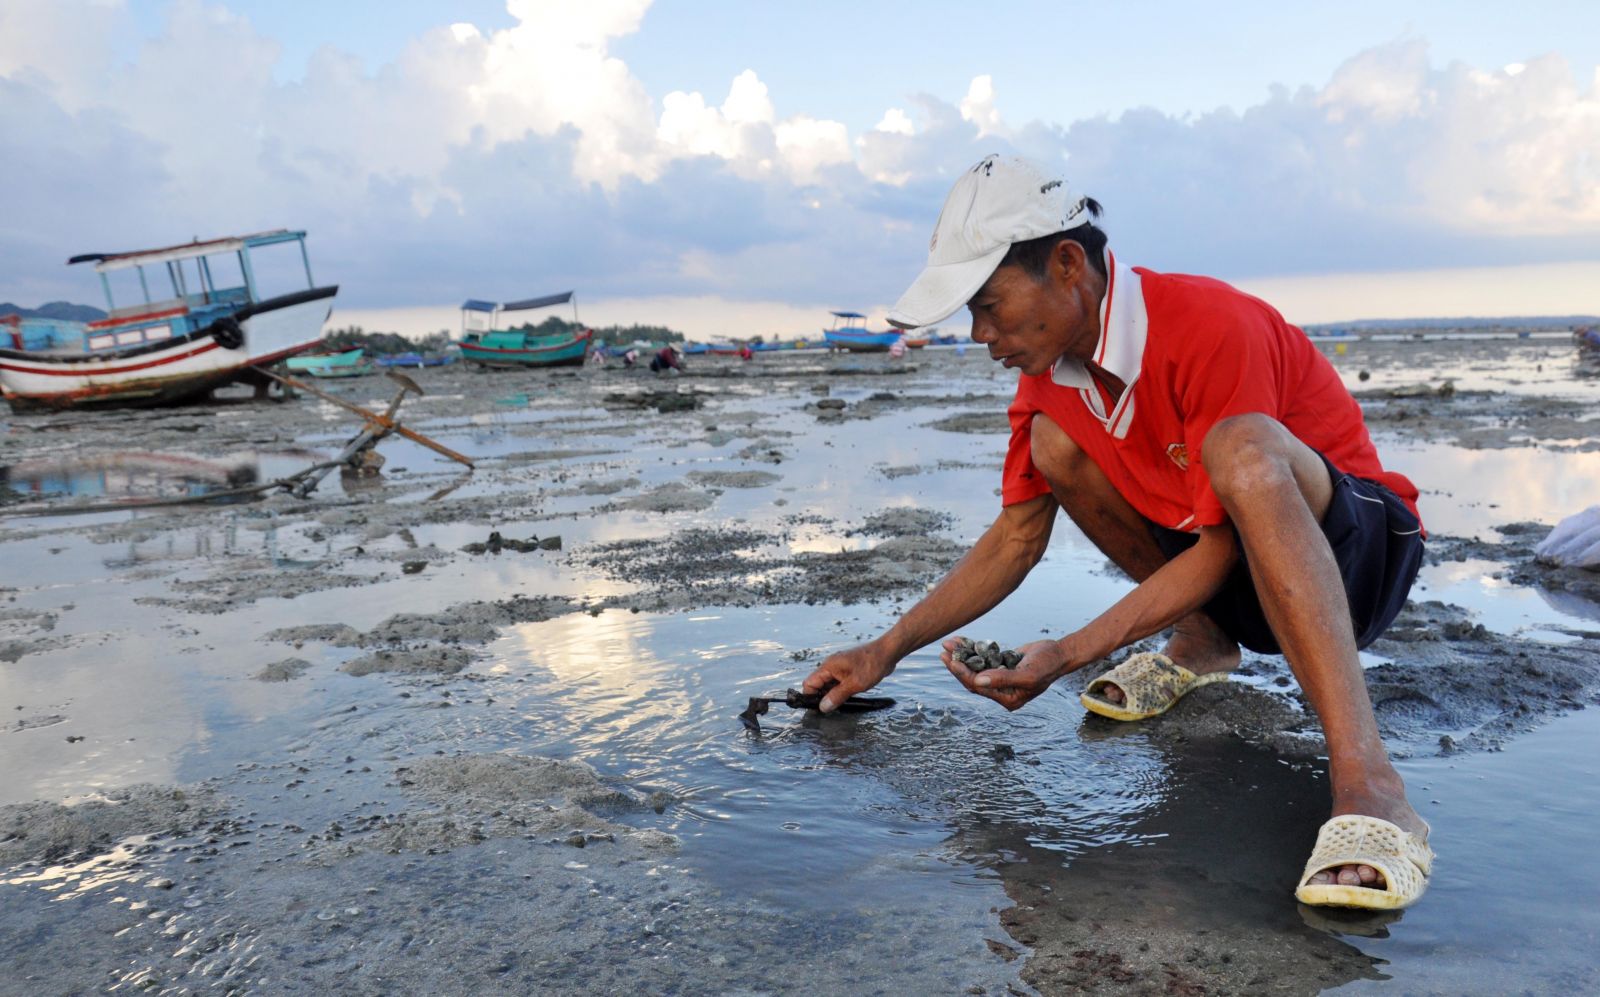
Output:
[2, 339, 1598, 995]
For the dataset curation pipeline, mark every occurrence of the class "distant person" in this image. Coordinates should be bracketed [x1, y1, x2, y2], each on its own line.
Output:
[650, 345, 685, 373]
[738, 343, 754, 361]
[802, 154, 1431, 912]
[888, 337, 907, 359]
[621, 348, 640, 368]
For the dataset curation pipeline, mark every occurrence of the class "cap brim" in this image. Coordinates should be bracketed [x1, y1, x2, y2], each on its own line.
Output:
[886, 245, 1008, 329]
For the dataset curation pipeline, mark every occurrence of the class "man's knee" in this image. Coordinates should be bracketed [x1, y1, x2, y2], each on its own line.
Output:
[1029, 413, 1090, 481]
[1203, 414, 1333, 517]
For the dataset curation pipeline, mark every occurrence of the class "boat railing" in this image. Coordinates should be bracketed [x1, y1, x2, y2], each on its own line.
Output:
[100, 298, 189, 323]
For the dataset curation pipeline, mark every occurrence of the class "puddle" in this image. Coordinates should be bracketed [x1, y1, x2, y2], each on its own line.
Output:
[0, 451, 323, 504]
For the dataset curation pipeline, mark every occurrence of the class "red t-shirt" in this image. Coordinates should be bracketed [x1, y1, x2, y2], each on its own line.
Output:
[1001, 258, 1421, 532]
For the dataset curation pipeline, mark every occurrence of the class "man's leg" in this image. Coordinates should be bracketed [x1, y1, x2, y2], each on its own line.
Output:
[1029, 414, 1239, 693]
[1202, 413, 1424, 888]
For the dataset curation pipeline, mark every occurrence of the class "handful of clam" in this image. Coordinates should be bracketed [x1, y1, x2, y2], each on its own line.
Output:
[950, 637, 1023, 673]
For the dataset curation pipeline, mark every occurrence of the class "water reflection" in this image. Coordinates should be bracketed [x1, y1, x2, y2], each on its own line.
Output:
[473, 604, 1391, 992]
[1383, 444, 1600, 537]
[777, 669, 1392, 991]
[0, 451, 323, 504]
[1, 834, 154, 903]
[942, 734, 1389, 993]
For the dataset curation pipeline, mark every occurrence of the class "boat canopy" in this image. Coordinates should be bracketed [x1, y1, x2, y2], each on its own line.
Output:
[502, 291, 575, 312]
[459, 291, 580, 339]
[830, 310, 866, 319]
[69, 230, 308, 274]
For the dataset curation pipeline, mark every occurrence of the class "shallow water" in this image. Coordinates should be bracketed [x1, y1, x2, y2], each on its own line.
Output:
[3, 339, 1599, 993]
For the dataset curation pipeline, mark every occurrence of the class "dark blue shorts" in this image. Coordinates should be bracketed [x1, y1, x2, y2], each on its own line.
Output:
[1152, 455, 1424, 655]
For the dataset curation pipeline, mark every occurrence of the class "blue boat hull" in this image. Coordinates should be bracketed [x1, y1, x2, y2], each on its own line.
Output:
[824, 328, 901, 352]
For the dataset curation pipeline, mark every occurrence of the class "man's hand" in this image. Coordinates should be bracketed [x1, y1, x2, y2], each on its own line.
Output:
[801, 641, 896, 713]
[941, 637, 1069, 712]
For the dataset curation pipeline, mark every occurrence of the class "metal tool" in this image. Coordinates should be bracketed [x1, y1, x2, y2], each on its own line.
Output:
[252, 366, 476, 469]
[739, 688, 896, 732]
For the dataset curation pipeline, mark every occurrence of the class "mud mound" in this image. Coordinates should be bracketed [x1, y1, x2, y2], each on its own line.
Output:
[0, 785, 220, 867]
[850, 507, 955, 538]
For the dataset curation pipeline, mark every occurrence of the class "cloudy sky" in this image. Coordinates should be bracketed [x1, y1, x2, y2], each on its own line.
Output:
[2, 0, 1598, 338]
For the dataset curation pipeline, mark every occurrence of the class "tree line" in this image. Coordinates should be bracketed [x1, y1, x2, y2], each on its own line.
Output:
[322, 318, 687, 354]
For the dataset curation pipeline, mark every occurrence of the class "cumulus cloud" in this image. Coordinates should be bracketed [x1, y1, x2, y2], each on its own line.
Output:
[1, 2, 1596, 318]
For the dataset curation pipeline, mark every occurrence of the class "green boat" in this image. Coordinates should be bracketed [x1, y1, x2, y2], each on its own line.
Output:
[285, 347, 372, 378]
[458, 291, 592, 368]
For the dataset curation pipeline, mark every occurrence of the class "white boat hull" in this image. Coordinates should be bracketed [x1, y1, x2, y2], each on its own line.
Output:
[0, 288, 335, 412]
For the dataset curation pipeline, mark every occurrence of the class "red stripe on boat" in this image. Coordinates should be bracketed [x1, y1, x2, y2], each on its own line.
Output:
[0, 340, 223, 376]
[86, 306, 190, 330]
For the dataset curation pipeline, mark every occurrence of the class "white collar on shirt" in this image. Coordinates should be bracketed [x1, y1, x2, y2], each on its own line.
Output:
[1049, 249, 1147, 440]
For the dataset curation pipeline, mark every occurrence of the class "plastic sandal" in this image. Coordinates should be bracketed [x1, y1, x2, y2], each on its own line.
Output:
[1080, 651, 1230, 721]
[1295, 815, 1434, 910]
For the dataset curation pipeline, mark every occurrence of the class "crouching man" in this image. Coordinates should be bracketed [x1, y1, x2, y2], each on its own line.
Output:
[802, 155, 1431, 910]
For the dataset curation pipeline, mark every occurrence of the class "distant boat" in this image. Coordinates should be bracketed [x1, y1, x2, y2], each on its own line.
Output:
[375, 351, 454, 368]
[286, 347, 372, 378]
[822, 311, 902, 352]
[0, 230, 335, 412]
[1577, 326, 1600, 350]
[457, 292, 592, 368]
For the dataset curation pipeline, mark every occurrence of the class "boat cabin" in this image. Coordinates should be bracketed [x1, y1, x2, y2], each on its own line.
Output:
[24, 230, 321, 354]
[827, 310, 869, 334]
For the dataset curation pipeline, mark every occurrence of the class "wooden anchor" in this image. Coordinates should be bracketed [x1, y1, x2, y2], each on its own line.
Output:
[250, 367, 475, 498]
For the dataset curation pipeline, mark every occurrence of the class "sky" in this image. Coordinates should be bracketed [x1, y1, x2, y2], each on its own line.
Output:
[2, 0, 1598, 339]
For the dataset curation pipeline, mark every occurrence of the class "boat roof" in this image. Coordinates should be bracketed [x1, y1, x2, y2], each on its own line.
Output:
[461, 291, 574, 313]
[68, 230, 307, 273]
[830, 310, 866, 319]
[503, 291, 574, 312]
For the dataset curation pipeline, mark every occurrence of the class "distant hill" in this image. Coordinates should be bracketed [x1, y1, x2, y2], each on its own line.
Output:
[1304, 315, 1598, 332]
[0, 301, 107, 321]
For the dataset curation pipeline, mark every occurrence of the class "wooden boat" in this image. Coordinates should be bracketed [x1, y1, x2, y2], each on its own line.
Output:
[457, 291, 592, 368]
[286, 347, 372, 378]
[822, 311, 902, 352]
[0, 230, 335, 412]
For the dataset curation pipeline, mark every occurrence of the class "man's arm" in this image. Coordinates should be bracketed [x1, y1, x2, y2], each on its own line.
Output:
[802, 493, 1058, 711]
[956, 524, 1239, 708]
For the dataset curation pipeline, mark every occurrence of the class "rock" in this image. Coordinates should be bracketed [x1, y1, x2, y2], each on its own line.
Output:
[401, 561, 428, 574]
[253, 658, 312, 682]
[816, 398, 846, 410]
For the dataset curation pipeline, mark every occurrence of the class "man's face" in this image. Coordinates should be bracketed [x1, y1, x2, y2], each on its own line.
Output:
[966, 262, 1082, 378]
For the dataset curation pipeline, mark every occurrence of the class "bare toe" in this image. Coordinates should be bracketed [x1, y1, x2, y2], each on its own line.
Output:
[1308, 871, 1334, 886]
[1102, 683, 1125, 705]
[1336, 866, 1363, 886]
[1357, 865, 1383, 887]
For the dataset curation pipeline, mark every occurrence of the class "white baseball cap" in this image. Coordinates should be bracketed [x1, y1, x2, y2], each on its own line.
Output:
[886, 154, 1094, 329]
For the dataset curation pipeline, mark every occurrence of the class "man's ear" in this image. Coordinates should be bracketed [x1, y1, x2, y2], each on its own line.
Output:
[1052, 238, 1085, 285]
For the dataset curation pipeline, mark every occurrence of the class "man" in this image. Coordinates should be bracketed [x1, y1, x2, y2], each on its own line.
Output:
[650, 345, 685, 373]
[801, 154, 1432, 911]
